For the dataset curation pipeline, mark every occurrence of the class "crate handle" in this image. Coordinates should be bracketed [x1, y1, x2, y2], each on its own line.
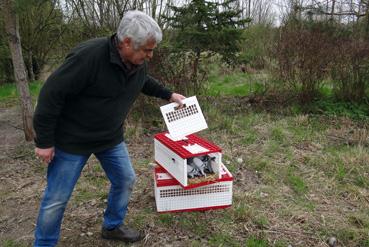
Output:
[174, 104, 186, 110]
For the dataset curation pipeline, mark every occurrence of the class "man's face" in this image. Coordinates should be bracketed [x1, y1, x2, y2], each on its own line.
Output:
[118, 38, 156, 65]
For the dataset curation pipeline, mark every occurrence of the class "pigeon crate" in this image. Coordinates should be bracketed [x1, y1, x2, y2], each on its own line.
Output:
[154, 163, 233, 212]
[154, 132, 222, 189]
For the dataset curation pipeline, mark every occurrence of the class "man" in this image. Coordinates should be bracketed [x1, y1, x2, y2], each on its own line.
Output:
[33, 10, 185, 246]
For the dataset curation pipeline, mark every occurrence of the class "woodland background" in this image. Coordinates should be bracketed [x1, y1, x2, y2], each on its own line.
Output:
[0, 0, 368, 246]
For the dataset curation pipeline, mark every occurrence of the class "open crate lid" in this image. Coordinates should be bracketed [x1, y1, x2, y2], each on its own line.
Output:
[154, 132, 221, 158]
[160, 96, 207, 141]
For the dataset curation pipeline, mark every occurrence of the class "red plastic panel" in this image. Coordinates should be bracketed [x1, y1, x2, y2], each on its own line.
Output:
[158, 205, 231, 213]
[154, 132, 221, 158]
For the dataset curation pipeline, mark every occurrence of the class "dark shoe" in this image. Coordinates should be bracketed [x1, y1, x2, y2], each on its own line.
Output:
[101, 225, 143, 243]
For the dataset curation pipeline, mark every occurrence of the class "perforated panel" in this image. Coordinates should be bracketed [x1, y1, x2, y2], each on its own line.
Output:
[153, 164, 233, 212]
[154, 182, 232, 212]
[160, 96, 208, 140]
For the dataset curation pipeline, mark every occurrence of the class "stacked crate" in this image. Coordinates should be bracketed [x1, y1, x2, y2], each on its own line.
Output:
[153, 96, 233, 212]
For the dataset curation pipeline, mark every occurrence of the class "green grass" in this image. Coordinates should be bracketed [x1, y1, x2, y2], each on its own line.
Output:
[1, 240, 27, 247]
[205, 69, 266, 96]
[0, 81, 43, 106]
[208, 232, 240, 247]
[245, 236, 269, 247]
[0, 83, 17, 99]
[304, 97, 369, 120]
[286, 167, 308, 195]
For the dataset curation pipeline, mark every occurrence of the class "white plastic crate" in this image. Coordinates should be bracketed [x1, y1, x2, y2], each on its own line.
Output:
[160, 96, 207, 141]
[154, 132, 222, 189]
[154, 163, 233, 212]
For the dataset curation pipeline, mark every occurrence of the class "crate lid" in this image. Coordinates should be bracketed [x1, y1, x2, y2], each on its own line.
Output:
[154, 132, 221, 158]
[160, 96, 207, 141]
[155, 163, 233, 189]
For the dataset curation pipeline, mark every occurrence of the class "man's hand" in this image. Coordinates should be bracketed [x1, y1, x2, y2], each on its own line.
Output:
[169, 93, 186, 107]
[35, 147, 55, 164]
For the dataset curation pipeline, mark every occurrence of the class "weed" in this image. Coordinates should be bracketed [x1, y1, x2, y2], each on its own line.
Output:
[158, 213, 175, 226]
[335, 228, 357, 242]
[205, 71, 266, 97]
[358, 239, 369, 247]
[233, 203, 252, 222]
[208, 232, 240, 247]
[177, 216, 208, 236]
[271, 126, 286, 144]
[305, 98, 369, 120]
[253, 215, 269, 229]
[335, 161, 346, 182]
[242, 131, 258, 145]
[245, 236, 268, 247]
[1, 240, 27, 247]
[0, 81, 42, 105]
[287, 168, 308, 194]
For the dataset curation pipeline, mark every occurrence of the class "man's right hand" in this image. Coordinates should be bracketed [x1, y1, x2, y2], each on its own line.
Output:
[35, 147, 55, 164]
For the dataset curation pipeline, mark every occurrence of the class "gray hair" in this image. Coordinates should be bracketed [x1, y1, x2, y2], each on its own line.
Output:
[117, 10, 162, 49]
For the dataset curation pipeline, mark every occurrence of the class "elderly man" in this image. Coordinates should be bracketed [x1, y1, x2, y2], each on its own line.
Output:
[33, 10, 185, 246]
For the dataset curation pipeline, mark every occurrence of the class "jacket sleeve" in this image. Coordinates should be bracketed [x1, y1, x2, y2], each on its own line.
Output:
[33, 53, 90, 148]
[141, 75, 173, 100]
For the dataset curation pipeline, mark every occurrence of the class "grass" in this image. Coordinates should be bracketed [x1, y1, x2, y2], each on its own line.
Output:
[205, 65, 267, 96]
[245, 236, 269, 247]
[1, 240, 27, 247]
[194, 96, 368, 246]
[0, 81, 42, 106]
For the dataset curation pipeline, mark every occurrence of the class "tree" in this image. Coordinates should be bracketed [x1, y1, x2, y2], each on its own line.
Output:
[19, 0, 66, 80]
[0, 16, 14, 84]
[2, 0, 35, 141]
[163, 0, 249, 90]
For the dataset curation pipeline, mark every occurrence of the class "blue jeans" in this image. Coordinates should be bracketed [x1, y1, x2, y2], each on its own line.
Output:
[34, 142, 136, 247]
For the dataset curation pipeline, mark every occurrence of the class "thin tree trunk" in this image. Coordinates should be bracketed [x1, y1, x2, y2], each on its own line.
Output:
[365, 1, 369, 39]
[330, 0, 336, 21]
[192, 50, 200, 93]
[3, 0, 35, 141]
[152, 0, 157, 19]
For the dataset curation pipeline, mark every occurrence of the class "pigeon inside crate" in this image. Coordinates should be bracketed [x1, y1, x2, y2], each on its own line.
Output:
[186, 153, 220, 185]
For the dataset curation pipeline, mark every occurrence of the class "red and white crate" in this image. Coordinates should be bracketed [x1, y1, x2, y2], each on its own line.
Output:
[154, 163, 233, 212]
[155, 96, 223, 189]
[154, 132, 222, 189]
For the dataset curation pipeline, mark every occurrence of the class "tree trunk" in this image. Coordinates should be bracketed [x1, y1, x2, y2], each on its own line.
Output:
[366, 1, 369, 40]
[330, 0, 336, 21]
[3, 0, 35, 141]
[192, 50, 200, 93]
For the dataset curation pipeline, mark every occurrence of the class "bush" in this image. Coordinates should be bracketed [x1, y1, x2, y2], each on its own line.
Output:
[275, 20, 332, 101]
[238, 24, 276, 70]
[330, 38, 369, 102]
[148, 44, 209, 95]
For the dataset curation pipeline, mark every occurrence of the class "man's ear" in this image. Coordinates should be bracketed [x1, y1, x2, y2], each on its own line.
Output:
[122, 37, 132, 49]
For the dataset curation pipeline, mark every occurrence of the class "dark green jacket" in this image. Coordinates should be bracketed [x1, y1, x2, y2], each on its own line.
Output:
[33, 34, 172, 154]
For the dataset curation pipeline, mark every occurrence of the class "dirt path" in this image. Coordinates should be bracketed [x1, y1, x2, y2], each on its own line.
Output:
[0, 106, 41, 245]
